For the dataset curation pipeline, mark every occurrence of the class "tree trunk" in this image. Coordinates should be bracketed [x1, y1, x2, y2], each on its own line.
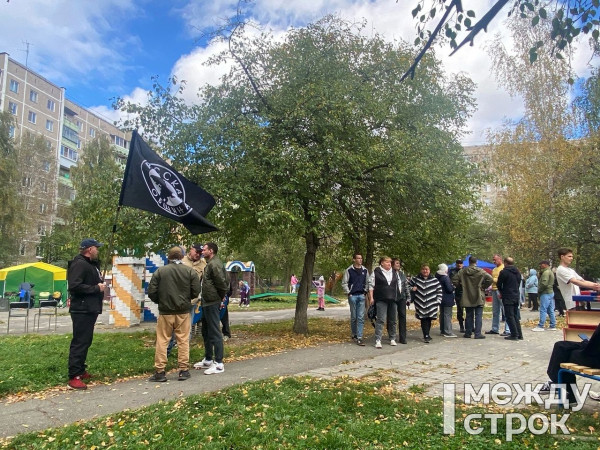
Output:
[293, 230, 319, 334]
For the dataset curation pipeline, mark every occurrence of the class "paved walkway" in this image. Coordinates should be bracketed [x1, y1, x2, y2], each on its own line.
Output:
[0, 306, 598, 439]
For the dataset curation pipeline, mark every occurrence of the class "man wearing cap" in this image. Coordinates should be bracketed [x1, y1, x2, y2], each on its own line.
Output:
[532, 260, 557, 331]
[148, 247, 201, 382]
[183, 244, 207, 281]
[66, 238, 106, 390]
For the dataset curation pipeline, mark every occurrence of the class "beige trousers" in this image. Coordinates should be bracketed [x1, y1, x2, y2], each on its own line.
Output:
[154, 313, 190, 371]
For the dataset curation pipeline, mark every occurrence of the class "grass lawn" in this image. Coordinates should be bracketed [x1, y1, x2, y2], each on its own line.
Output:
[2, 376, 599, 449]
[0, 317, 382, 400]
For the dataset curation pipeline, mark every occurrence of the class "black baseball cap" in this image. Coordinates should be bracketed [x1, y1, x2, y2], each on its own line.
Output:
[192, 243, 204, 252]
[80, 238, 103, 249]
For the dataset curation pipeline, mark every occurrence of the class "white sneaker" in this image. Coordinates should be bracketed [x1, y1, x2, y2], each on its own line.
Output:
[375, 340, 382, 349]
[204, 363, 224, 375]
[548, 327, 558, 331]
[193, 358, 213, 369]
[390, 340, 397, 346]
[532, 327, 545, 332]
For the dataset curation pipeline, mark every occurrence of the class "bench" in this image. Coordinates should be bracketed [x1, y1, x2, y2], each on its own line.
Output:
[558, 363, 600, 407]
[563, 310, 600, 342]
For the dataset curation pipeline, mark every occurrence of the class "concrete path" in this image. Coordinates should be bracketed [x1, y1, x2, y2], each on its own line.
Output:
[0, 306, 598, 439]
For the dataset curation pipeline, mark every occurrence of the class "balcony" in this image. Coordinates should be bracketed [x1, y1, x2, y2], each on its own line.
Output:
[63, 116, 79, 132]
[111, 143, 129, 158]
[58, 175, 73, 188]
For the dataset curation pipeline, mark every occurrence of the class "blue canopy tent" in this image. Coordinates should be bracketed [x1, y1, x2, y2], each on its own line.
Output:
[448, 254, 495, 271]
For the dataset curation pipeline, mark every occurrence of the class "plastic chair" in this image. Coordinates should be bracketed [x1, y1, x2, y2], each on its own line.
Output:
[7, 302, 30, 334]
[34, 300, 58, 331]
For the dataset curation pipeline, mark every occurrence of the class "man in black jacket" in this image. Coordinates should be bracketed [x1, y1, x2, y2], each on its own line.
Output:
[497, 257, 523, 341]
[67, 238, 106, 390]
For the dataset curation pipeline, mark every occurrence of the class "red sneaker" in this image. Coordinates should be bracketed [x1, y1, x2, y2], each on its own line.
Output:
[81, 371, 92, 380]
[68, 376, 87, 390]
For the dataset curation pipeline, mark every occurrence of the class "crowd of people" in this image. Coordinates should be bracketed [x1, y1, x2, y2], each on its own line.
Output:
[65, 240, 598, 394]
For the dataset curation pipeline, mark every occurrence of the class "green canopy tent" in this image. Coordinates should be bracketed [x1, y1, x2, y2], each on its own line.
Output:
[0, 262, 67, 303]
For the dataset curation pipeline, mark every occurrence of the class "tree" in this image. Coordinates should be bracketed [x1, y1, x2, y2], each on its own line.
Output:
[0, 111, 21, 267]
[487, 17, 600, 271]
[405, 0, 600, 81]
[116, 16, 479, 334]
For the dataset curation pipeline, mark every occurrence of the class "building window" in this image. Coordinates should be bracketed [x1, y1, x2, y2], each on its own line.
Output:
[38, 224, 46, 236]
[89, 128, 96, 138]
[46, 139, 52, 149]
[30, 89, 38, 103]
[60, 145, 79, 162]
[36, 246, 42, 257]
[113, 135, 125, 147]
[9, 126, 15, 138]
[22, 177, 32, 187]
[39, 203, 46, 214]
[19, 243, 26, 256]
[47, 99, 56, 112]
[10, 79, 19, 93]
[8, 101, 17, 115]
[41, 181, 48, 193]
[28, 111, 37, 124]
[46, 119, 54, 131]
[70, 190, 76, 201]
[43, 161, 50, 172]
[76, 120, 82, 131]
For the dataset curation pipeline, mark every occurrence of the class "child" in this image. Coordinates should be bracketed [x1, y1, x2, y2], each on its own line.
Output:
[239, 281, 250, 307]
[315, 276, 325, 311]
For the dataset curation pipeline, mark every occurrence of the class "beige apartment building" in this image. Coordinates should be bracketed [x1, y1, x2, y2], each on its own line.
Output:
[0, 52, 129, 263]
[462, 144, 506, 209]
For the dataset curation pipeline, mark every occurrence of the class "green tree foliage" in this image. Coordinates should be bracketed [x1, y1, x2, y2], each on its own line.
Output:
[406, 0, 600, 80]
[117, 16, 479, 333]
[0, 112, 20, 267]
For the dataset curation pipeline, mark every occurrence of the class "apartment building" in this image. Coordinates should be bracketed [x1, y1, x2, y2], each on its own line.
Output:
[0, 52, 129, 263]
[462, 144, 507, 209]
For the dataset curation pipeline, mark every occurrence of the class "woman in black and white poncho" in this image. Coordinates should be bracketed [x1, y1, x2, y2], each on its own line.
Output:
[409, 264, 442, 343]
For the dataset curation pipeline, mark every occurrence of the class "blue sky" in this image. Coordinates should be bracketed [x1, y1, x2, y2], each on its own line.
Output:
[1, 1, 597, 146]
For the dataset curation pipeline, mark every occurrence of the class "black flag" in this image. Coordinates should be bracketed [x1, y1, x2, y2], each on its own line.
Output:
[119, 130, 218, 234]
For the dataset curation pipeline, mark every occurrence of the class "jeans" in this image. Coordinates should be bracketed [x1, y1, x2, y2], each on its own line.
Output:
[440, 306, 454, 335]
[465, 306, 484, 337]
[348, 294, 366, 339]
[491, 290, 509, 333]
[538, 293, 556, 328]
[375, 301, 397, 342]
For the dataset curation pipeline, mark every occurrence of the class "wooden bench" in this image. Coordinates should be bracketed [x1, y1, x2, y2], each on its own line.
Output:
[558, 363, 600, 405]
[563, 310, 600, 342]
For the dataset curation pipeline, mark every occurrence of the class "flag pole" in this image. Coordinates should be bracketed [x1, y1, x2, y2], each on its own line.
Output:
[102, 205, 122, 279]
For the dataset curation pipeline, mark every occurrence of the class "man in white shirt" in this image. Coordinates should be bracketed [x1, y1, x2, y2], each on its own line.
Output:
[555, 247, 600, 310]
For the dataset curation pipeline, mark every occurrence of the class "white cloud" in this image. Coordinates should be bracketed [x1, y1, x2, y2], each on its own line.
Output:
[0, 0, 139, 85]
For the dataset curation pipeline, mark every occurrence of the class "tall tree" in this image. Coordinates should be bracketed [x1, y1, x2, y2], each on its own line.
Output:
[0, 111, 21, 267]
[117, 16, 478, 334]
[487, 17, 595, 265]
